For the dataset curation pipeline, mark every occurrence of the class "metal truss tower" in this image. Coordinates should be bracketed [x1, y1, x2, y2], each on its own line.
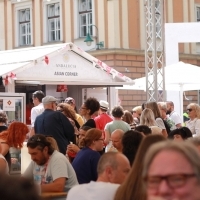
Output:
[144, 0, 166, 102]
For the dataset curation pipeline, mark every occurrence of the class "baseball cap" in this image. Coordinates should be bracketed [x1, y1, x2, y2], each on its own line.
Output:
[42, 96, 57, 104]
[65, 97, 75, 105]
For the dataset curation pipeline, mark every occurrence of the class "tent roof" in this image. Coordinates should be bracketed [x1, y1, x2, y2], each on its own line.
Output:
[0, 43, 134, 86]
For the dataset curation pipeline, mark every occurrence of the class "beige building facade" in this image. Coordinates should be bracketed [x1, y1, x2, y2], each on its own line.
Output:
[1, 0, 200, 110]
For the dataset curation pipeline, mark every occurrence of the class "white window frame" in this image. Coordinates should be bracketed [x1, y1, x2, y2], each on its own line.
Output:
[77, 0, 95, 38]
[43, 0, 63, 43]
[18, 8, 31, 46]
[14, 1, 33, 47]
[196, 6, 200, 22]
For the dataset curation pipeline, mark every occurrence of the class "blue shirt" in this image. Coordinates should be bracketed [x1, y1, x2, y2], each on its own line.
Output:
[34, 109, 75, 155]
[72, 147, 100, 184]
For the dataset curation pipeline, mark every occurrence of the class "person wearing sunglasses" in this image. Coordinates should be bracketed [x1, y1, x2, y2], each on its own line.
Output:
[186, 103, 200, 136]
[143, 141, 200, 200]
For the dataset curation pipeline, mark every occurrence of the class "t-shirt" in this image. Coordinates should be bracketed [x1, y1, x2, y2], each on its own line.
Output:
[34, 109, 75, 155]
[67, 181, 120, 200]
[155, 118, 166, 130]
[72, 147, 100, 184]
[169, 111, 182, 126]
[31, 103, 44, 127]
[186, 118, 200, 136]
[23, 150, 78, 192]
[94, 113, 113, 131]
[83, 119, 96, 128]
[104, 120, 131, 134]
[75, 114, 84, 127]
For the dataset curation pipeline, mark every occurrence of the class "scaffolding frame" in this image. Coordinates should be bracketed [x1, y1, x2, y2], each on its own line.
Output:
[144, 0, 166, 102]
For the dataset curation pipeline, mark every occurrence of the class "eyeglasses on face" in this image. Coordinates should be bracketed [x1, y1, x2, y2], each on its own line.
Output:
[187, 108, 193, 112]
[144, 173, 196, 189]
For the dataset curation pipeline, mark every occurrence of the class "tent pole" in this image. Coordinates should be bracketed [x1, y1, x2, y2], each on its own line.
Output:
[179, 84, 183, 124]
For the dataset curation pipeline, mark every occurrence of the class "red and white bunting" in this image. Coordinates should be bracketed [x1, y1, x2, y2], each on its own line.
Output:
[43, 56, 49, 65]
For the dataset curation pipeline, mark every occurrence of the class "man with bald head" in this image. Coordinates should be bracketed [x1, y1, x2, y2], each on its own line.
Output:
[111, 129, 124, 153]
[67, 152, 131, 200]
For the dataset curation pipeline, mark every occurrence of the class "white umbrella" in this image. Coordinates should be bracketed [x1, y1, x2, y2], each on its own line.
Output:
[117, 61, 200, 119]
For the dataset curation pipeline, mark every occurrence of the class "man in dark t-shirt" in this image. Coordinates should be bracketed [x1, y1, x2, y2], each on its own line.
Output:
[34, 96, 75, 155]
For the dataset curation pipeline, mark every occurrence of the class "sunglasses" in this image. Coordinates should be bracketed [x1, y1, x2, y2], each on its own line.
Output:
[187, 109, 193, 112]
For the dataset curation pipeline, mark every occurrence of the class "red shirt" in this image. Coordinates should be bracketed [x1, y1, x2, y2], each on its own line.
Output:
[94, 113, 113, 141]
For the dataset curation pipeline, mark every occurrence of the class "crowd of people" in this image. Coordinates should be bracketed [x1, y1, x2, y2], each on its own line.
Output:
[1, 90, 200, 200]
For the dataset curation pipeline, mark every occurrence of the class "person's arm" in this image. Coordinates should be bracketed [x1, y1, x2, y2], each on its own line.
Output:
[41, 177, 66, 192]
[161, 129, 168, 138]
[0, 158, 7, 173]
[0, 143, 9, 156]
[104, 130, 110, 145]
[29, 127, 35, 137]
[156, 118, 168, 138]
[30, 108, 37, 136]
[194, 119, 200, 136]
[67, 144, 80, 153]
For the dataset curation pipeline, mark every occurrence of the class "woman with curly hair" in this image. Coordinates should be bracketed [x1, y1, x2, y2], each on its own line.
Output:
[186, 103, 200, 136]
[79, 97, 100, 128]
[0, 122, 29, 169]
[0, 110, 8, 133]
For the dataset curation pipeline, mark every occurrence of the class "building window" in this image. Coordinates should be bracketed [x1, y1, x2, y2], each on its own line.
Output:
[47, 3, 60, 42]
[19, 8, 31, 46]
[79, 0, 93, 37]
[197, 7, 200, 22]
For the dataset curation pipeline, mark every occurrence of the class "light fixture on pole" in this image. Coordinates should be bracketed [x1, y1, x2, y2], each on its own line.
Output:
[84, 25, 104, 50]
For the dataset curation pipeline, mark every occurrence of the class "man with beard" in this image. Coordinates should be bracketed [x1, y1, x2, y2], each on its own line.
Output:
[23, 134, 78, 194]
[166, 101, 182, 128]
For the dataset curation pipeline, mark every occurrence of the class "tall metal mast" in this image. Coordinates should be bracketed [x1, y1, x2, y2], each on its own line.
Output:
[144, 0, 165, 102]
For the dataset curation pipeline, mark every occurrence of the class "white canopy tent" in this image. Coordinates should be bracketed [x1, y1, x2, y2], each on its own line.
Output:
[117, 61, 200, 119]
[0, 43, 134, 109]
[0, 43, 134, 87]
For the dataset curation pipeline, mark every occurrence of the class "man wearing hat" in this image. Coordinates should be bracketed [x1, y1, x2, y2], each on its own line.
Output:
[34, 96, 75, 155]
[65, 97, 84, 127]
[95, 100, 113, 151]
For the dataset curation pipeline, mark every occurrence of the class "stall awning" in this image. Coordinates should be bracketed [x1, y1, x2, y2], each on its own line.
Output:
[0, 43, 134, 86]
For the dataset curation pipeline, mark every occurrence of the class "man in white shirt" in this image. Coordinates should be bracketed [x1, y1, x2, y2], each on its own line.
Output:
[30, 90, 45, 136]
[166, 101, 182, 128]
[67, 152, 131, 200]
